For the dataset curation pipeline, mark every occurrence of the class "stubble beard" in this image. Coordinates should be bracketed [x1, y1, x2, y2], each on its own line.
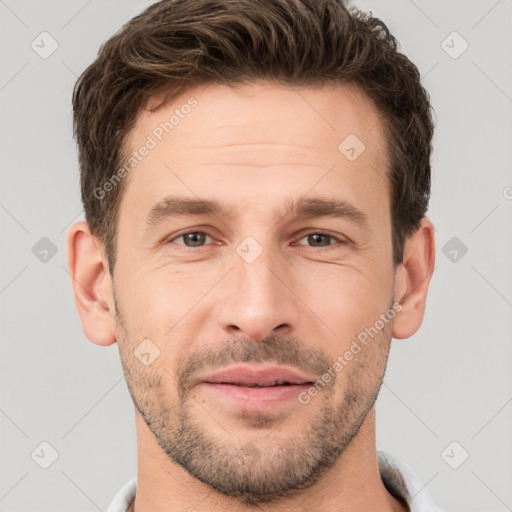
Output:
[113, 292, 392, 506]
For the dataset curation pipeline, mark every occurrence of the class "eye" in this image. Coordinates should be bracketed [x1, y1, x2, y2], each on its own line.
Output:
[169, 231, 214, 247]
[295, 233, 346, 248]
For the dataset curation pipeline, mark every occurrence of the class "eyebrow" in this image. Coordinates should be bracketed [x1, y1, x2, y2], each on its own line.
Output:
[145, 195, 369, 229]
[146, 196, 235, 226]
[287, 197, 369, 228]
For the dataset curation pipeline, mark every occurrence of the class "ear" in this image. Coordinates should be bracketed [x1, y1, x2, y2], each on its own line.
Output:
[66, 221, 116, 346]
[392, 217, 436, 339]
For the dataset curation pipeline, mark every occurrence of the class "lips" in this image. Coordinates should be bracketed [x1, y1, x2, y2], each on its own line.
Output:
[196, 365, 316, 408]
[200, 365, 314, 387]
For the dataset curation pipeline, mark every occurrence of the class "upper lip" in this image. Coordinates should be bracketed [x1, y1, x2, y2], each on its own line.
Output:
[199, 364, 315, 387]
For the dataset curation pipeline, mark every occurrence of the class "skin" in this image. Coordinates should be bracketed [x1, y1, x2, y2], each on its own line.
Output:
[67, 81, 435, 512]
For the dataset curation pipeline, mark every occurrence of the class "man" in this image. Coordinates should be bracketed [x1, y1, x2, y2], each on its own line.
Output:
[66, 0, 440, 510]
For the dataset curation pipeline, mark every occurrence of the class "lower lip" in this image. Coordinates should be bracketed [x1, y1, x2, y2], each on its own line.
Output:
[202, 382, 311, 406]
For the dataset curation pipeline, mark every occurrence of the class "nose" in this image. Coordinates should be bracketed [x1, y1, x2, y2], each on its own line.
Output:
[217, 245, 300, 341]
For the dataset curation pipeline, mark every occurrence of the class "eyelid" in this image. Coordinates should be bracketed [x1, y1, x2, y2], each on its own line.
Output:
[294, 231, 348, 247]
[166, 229, 216, 246]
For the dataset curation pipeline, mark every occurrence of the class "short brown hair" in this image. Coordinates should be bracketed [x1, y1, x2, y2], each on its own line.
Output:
[72, 0, 433, 274]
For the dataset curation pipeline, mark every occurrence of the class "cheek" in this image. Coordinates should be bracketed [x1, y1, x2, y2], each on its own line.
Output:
[117, 263, 222, 348]
[329, 319, 392, 404]
[294, 262, 392, 333]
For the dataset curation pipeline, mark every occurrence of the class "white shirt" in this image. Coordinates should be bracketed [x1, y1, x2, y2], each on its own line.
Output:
[107, 450, 442, 512]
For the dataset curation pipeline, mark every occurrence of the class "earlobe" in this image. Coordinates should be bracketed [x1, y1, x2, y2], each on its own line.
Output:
[66, 221, 117, 346]
[392, 217, 436, 340]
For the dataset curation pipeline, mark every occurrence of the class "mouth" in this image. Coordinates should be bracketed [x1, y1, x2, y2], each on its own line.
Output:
[201, 364, 314, 386]
[198, 364, 315, 406]
[215, 381, 303, 387]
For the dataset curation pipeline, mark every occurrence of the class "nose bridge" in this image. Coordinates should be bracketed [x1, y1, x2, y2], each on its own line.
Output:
[217, 236, 299, 340]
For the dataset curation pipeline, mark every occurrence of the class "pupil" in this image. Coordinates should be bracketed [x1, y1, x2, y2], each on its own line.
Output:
[309, 234, 329, 247]
[185, 233, 205, 246]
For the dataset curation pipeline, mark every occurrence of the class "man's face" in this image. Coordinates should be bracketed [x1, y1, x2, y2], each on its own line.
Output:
[112, 82, 398, 503]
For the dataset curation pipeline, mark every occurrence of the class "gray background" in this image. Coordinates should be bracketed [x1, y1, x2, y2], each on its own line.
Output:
[1, 0, 511, 511]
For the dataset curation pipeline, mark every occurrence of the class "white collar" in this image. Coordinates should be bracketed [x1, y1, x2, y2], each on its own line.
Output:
[378, 450, 442, 511]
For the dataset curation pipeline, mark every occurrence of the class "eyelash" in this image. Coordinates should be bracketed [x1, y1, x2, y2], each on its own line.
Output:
[166, 230, 347, 249]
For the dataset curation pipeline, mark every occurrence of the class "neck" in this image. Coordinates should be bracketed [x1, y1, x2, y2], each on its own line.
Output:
[130, 408, 408, 512]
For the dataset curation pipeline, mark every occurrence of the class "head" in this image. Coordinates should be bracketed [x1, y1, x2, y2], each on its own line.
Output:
[68, 0, 435, 505]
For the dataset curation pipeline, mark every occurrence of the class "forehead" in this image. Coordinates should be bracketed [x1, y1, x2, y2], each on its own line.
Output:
[135, 81, 385, 155]
[119, 81, 389, 225]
